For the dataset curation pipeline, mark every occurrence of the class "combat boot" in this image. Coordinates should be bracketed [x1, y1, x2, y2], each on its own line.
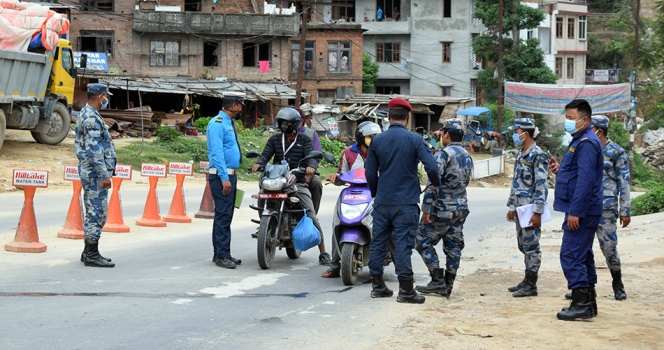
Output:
[82, 242, 115, 268]
[556, 288, 594, 321]
[512, 271, 538, 297]
[80, 242, 112, 263]
[415, 268, 448, 297]
[508, 270, 527, 292]
[444, 270, 456, 298]
[396, 279, 425, 304]
[370, 275, 393, 298]
[611, 269, 627, 300]
[562, 286, 597, 316]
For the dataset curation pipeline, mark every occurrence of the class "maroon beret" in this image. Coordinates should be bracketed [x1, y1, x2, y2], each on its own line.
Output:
[294, 107, 307, 120]
[388, 97, 412, 111]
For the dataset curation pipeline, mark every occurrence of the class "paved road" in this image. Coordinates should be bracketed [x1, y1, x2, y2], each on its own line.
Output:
[0, 183, 564, 349]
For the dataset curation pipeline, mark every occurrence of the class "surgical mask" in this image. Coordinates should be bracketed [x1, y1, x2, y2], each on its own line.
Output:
[280, 124, 293, 134]
[512, 132, 524, 147]
[594, 129, 601, 136]
[364, 136, 373, 147]
[564, 118, 583, 134]
[100, 96, 109, 109]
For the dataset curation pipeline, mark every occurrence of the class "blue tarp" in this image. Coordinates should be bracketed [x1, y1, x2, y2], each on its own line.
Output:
[456, 107, 491, 117]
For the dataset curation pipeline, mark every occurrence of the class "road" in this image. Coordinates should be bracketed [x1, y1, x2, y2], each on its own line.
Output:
[0, 182, 564, 349]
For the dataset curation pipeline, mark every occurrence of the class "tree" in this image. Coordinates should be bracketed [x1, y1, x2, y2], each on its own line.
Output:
[362, 52, 379, 93]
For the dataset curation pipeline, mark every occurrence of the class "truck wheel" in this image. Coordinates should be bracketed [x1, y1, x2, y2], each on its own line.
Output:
[31, 102, 70, 145]
[0, 109, 6, 151]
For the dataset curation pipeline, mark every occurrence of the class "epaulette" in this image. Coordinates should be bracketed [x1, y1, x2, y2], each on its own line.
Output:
[581, 137, 588, 141]
[215, 117, 223, 122]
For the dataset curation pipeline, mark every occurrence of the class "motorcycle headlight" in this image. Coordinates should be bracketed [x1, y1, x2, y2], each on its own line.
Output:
[340, 203, 368, 220]
[262, 177, 287, 191]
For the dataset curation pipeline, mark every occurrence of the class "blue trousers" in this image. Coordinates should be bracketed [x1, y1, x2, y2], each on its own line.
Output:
[209, 174, 236, 260]
[560, 214, 601, 290]
[369, 204, 419, 281]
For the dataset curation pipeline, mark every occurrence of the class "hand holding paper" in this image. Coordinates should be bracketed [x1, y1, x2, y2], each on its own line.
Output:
[515, 203, 551, 228]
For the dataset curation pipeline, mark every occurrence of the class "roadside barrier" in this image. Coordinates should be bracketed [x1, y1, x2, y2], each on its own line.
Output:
[57, 166, 84, 239]
[103, 165, 132, 232]
[195, 161, 214, 219]
[136, 163, 167, 227]
[5, 169, 48, 253]
[164, 162, 193, 223]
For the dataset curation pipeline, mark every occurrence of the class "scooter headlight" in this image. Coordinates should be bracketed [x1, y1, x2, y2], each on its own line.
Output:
[340, 203, 368, 220]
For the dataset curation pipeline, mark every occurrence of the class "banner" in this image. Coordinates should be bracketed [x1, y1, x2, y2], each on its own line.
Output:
[585, 69, 620, 83]
[74, 52, 109, 71]
[504, 82, 631, 114]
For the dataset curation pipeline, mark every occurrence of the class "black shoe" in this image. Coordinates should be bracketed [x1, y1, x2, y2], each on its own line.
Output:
[371, 275, 394, 298]
[611, 269, 627, 300]
[562, 287, 597, 317]
[81, 242, 112, 263]
[415, 268, 448, 297]
[565, 292, 572, 300]
[397, 279, 425, 304]
[556, 288, 594, 321]
[213, 256, 242, 265]
[444, 270, 456, 298]
[82, 242, 115, 268]
[319, 252, 332, 266]
[215, 258, 237, 269]
[512, 271, 538, 297]
[508, 270, 527, 292]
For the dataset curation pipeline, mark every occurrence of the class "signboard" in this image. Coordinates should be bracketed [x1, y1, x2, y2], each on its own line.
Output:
[168, 162, 194, 176]
[199, 161, 209, 173]
[63, 166, 80, 181]
[73, 52, 109, 71]
[113, 164, 133, 180]
[12, 169, 49, 187]
[504, 82, 630, 114]
[140, 163, 167, 178]
[328, 118, 339, 137]
[585, 69, 620, 83]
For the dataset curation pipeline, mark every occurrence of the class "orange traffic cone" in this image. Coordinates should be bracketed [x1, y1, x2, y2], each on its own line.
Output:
[136, 177, 167, 227]
[103, 177, 130, 232]
[195, 173, 214, 219]
[164, 174, 192, 223]
[5, 187, 47, 253]
[57, 180, 85, 239]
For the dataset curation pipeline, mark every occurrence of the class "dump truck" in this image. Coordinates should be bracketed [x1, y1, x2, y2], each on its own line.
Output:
[0, 38, 76, 150]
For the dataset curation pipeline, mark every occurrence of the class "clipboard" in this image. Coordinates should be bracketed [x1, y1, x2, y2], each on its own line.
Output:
[515, 203, 551, 228]
[234, 189, 244, 209]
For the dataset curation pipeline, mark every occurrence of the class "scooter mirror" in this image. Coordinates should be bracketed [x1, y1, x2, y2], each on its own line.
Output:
[245, 150, 261, 158]
[323, 152, 336, 164]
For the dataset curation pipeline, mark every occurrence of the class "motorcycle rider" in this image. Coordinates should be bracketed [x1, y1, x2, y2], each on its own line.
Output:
[321, 121, 382, 278]
[251, 108, 332, 265]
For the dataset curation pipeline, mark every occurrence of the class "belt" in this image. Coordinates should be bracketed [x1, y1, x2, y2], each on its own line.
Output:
[227, 168, 238, 175]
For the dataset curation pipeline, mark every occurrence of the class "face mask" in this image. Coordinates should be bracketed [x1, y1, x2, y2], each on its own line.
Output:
[364, 137, 372, 147]
[594, 129, 601, 136]
[564, 118, 582, 134]
[512, 132, 524, 147]
[100, 96, 109, 109]
[234, 108, 243, 118]
[280, 124, 293, 134]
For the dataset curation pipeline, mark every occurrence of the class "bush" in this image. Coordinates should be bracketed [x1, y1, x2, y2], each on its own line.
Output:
[194, 117, 212, 133]
[154, 126, 208, 162]
[319, 137, 346, 167]
[632, 184, 664, 216]
[156, 125, 181, 142]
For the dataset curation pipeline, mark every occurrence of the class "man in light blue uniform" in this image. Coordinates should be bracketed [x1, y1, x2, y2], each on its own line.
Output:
[207, 92, 244, 269]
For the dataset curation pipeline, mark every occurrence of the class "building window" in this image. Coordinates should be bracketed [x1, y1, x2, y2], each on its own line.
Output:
[291, 41, 315, 73]
[243, 42, 271, 67]
[568, 18, 575, 39]
[376, 86, 400, 94]
[526, 29, 534, 40]
[556, 17, 563, 38]
[80, 0, 113, 11]
[443, 0, 451, 18]
[318, 89, 336, 104]
[470, 79, 477, 106]
[442, 87, 451, 96]
[442, 42, 451, 63]
[555, 57, 562, 78]
[79, 30, 114, 59]
[331, 0, 356, 21]
[579, 15, 587, 40]
[203, 42, 220, 67]
[184, 0, 201, 11]
[150, 40, 180, 67]
[375, 42, 400, 63]
[567, 57, 574, 79]
[327, 41, 351, 73]
[375, 1, 399, 19]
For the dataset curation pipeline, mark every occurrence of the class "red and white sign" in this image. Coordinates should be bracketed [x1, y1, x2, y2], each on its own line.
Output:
[12, 169, 49, 187]
[343, 194, 368, 201]
[169, 162, 194, 176]
[140, 163, 167, 178]
[113, 164, 133, 180]
[63, 166, 80, 181]
[199, 161, 209, 173]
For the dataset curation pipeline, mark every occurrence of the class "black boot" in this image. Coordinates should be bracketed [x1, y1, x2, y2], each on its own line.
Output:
[397, 279, 426, 304]
[415, 268, 448, 296]
[611, 269, 627, 300]
[508, 270, 527, 292]
[80, 242, 112, 263]
[556, 288, 594, 321]
[82, 242, 115, 268]
[565, 292, 572, 300]
[444, 270, 456, 298]
[562, 286, 598, 316]
[512, 271, 538, 297]
[370, 275, 393, 298]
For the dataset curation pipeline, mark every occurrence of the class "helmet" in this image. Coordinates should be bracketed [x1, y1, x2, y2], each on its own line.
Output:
[355, 121, 382, 147]
[276, 108, 302, 130]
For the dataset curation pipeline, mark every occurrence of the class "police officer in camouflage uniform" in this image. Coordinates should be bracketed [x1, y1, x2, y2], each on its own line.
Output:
[505, 118, 549, 297]
[75, 83, 116, 268]
[415, 119, 473, 298]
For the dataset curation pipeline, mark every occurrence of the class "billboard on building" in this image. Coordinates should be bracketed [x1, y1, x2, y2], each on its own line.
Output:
[504, 82, 630, 114]
[585, 69, 620, 83]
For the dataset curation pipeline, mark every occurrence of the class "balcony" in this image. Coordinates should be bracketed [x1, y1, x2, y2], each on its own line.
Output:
[132, 11, 300, 36]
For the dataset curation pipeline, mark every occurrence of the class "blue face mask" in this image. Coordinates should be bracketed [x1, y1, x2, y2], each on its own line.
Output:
[101, 96, 109, 109]
[512, 132, 524, 147]
[564, 118, 582, 134]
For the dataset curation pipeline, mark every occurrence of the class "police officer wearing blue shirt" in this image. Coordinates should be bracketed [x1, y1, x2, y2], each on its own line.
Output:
[207, 92, 244, 269]
[365, 97, 441, 304]
[550, 99, 604, 321]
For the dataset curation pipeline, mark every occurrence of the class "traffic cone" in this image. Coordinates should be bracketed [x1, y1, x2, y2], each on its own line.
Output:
[164, 174, 192, 223]
[5, 187, 47, 253]
[195, 173, 214, 219]
[57, 180, 85, 239]
[103, 177, 130, 232]
[136, 177, 167, 227]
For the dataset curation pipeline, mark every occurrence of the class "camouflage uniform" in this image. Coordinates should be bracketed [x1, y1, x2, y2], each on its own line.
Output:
[75, 103, 116, 243]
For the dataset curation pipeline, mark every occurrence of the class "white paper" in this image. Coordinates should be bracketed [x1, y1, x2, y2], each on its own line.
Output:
[516, 203, 551, 228]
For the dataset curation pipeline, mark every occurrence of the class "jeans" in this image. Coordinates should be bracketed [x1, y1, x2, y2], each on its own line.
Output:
[209, 173, 236, 259]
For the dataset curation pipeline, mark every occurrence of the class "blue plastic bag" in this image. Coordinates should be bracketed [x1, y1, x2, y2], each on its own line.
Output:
[292, 209, 321, 251]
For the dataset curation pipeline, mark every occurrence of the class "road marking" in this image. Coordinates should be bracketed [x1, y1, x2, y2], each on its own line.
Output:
[170, 298, 192, 305]
[199, 273, 288, 298]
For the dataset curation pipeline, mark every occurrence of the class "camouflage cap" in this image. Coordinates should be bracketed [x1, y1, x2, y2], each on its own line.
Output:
[591, 115, 609, 129]
[510, 118, 536, 130]
[442, 118, 464, 131]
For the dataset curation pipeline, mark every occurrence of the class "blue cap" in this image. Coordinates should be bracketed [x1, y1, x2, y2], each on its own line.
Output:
[442, 118, 464, 131]
[591, 115, 609, 129]
[511, 118, 536, 130]
[87, 83, 112, 95]
[223, 92, 246, 105]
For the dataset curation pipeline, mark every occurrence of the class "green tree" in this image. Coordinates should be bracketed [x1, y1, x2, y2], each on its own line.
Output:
[362, 52, 379, 93]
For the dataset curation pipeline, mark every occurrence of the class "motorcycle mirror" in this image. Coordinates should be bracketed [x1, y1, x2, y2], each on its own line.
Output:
[323, 152, 336, 164]
[245, 150, 260, 158]
[301, 150, 323, 162]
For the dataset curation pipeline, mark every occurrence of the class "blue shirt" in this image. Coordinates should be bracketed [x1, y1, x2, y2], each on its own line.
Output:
[206, 111, 241, 181]
[553, 126, 603, 217]
[365, 123, 441, 205]
[377, 8, 383, 20]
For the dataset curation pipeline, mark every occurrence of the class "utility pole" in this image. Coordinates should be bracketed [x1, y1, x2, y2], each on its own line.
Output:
[496, 0, 504, 135]
[295, 0, 309, 108]
[628, 0, 641, 184]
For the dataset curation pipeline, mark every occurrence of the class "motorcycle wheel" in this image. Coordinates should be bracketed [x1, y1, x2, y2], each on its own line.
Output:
[341, 243, 361, 286]
[257, 215, 278, 269]
[286, 247, 301, 259]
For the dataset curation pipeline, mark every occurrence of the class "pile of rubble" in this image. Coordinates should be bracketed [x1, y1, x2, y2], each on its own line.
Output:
[639, 128, 664, 171]
[98, 106, 163, 138]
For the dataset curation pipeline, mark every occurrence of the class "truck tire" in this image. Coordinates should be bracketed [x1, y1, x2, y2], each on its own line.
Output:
[0, 109, 6, 151]
[31, 102, 70, 145]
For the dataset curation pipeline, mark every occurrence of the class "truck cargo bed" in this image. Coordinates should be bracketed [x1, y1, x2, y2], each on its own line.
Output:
[0, 49, 53, 102]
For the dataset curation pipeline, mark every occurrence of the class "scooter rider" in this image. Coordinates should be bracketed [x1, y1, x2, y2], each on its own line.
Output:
[251, 108, 332, 265]
[322, 121, 382, 278]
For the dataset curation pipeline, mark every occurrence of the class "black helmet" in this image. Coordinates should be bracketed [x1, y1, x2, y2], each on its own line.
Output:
[355, 121, 382, 147]
[276, 108, 301, 131]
